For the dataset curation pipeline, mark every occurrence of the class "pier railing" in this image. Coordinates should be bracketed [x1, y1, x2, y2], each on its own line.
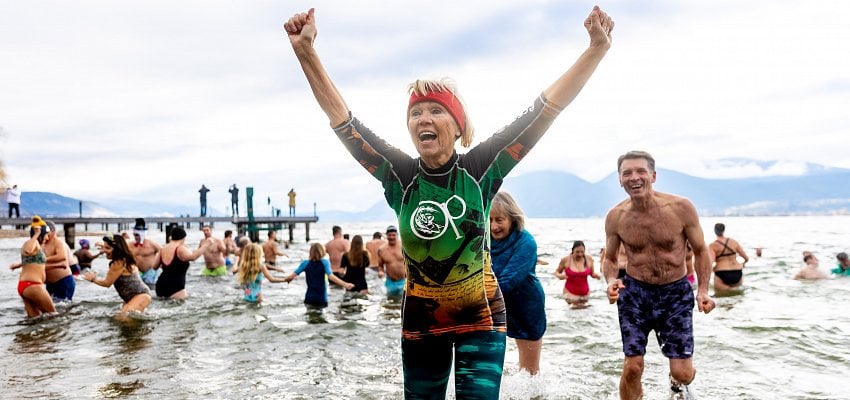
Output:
[0, 216, 318, 248]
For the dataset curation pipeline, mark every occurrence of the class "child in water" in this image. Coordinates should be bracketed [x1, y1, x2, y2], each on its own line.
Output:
[284, 242, 353, 307]
[235, 243, 288, 303]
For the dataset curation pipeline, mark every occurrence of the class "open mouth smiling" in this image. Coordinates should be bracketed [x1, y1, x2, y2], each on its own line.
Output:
[418, 131, 437, 142]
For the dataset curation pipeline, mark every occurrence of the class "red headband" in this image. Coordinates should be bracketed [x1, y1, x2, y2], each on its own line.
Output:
[408, 90, 466, 135]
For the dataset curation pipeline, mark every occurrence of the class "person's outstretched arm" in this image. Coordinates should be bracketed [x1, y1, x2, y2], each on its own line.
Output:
[284, 8, 350, 127]
[542, 6, 614, 110]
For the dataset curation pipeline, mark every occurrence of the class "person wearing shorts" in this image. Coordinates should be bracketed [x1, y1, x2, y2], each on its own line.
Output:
[384, 276, 405, 297]
[603, 151, 716, 400]
[618, 275, 694, 359]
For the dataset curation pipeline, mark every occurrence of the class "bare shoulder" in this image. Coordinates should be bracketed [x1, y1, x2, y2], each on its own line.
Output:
[604, 200, 629, 231]
[607, 198, 631, 216]
[658, 192, 696, 211]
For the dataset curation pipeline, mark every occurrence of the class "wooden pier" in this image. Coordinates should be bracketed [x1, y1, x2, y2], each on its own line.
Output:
[0, 216, 318, 248]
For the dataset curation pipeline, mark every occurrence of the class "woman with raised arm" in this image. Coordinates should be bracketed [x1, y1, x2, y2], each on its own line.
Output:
[9, 216, 56, 318]
[284, 6, 613, 399]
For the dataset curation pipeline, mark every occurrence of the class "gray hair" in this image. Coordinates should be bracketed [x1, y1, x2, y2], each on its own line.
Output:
[491, 191, 525, 232]
[617, 150, 656, 173]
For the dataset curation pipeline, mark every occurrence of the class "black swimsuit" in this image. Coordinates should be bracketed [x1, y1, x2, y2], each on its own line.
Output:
[715, 239, 736, 259]
[714, 239, 742, 285]
[156, 247, 191, 298]
[341, 253, 369, 292]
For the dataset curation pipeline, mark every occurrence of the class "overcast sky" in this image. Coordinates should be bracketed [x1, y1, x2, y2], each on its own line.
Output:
[1, 1, 848, 214]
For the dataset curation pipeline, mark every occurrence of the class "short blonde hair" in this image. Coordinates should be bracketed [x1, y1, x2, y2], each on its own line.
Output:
[491, 191, 525, 232]
[407, 77, 475, 147]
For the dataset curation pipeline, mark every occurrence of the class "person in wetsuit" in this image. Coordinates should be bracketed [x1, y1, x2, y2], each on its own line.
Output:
[155, 226, 211, 300]
[708, 223, 749, 293]
[284, 6, 613, 398]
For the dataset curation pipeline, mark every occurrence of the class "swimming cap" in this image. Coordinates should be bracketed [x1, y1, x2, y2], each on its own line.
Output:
[79, 239, 90, 248]
[386, 225, 398, 233]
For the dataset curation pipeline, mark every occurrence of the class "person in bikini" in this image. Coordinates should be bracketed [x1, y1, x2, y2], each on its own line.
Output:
[708, 223, 749, 293]
[9, 216, 56, 318]
[555, 240, 600, 307]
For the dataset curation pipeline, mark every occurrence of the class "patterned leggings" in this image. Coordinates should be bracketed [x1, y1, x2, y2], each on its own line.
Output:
[402, 330, 506, 400]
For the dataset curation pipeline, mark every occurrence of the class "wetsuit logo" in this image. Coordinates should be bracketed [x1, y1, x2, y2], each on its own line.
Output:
[409, 195, 466, 241]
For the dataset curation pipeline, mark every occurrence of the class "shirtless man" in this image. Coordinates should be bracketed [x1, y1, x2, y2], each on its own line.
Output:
[794, 253, 828, 280]
[129, 218, 163, 288]
[43, 221, 76, 301]
[377, 225, 406, 298]
[223, 230, 238, 268]
[201, 226, 228, 277]
[603, 151, 715, 400]
[365, 231, 387, 270]
[262, 230, 288, 272]
[325, 225, 350, 279]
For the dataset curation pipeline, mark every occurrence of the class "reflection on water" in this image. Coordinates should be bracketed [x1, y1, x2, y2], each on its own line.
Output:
[115, 318, 153, 355]
[0, 218, 849, 399]
[305, 307, 329, 324]
[99, 380, 145, 398]
[12, 320, 67, 355]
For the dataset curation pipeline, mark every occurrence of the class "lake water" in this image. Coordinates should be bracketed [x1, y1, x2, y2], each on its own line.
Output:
[1, 216, 849, 399]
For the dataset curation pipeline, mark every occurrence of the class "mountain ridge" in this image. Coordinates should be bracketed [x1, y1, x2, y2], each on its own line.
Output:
[4, 164, 849, 220]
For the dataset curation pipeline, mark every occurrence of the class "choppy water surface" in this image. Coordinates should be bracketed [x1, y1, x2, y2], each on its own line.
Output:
[1, 216, 849, 399]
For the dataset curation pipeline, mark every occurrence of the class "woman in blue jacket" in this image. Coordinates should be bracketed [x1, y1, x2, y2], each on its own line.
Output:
[489, 191, 546, 375]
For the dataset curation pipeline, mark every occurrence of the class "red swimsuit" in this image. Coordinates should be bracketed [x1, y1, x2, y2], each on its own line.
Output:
[564, 257, 592, 296]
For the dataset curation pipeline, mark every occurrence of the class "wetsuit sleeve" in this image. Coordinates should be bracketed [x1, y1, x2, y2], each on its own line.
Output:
[322, 259, 333, 275]
[340, 254, 351, 269]
[463, 94, 564, 187]
[295, 260, 309, 275]
[332, 115, 418, 210]
[496, 231, 538, 294]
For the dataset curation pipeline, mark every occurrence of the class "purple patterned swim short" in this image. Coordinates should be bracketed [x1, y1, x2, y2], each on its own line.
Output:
[617, 274, 694, 359]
